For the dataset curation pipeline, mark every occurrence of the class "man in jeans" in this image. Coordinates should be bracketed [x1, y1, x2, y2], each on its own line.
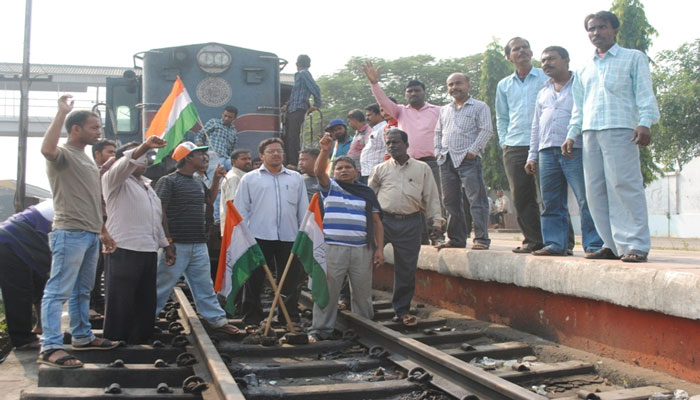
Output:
[435, 73, 493, 250]
[525, 46, 603, 256]
[154, 141, 239, 335]
[39, 95, 119, 368]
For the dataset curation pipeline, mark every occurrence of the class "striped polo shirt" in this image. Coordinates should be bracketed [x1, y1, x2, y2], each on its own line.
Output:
[321, 179, 375, 247]
[155, 171, 209, 243]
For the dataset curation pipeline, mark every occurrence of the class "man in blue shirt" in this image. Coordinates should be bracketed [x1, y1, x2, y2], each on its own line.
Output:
[525, 47, 603, 256]
[282, 54, 322, 166]
[496, 37, 548, 253]
[563, 11, 660, 263]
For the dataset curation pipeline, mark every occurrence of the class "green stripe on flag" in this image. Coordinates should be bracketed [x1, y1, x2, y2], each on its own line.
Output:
[224, 244, 267, 315]
[292, 231, 329, 309]
[154, 102, 200, 164]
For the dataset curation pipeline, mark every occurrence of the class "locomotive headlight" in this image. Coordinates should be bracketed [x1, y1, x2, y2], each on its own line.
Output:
[196, 44, 232, 74]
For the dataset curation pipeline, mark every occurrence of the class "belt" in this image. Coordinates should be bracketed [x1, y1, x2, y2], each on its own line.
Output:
[384, 212, 421, 220]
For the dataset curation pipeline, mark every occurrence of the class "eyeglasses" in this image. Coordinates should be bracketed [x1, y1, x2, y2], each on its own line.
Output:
[264, 149, 284, 154]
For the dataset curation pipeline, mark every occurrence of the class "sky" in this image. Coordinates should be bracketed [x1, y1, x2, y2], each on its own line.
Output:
[1, 0, 699, 191]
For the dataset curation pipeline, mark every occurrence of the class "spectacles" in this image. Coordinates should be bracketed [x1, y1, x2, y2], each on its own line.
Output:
[264, 149, 284, 154]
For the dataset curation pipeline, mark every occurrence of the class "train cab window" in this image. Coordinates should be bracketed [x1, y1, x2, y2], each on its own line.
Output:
[116, 105, 134, 132]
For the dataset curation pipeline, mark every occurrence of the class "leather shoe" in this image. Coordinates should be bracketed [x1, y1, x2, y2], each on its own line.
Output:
[584, 248, 619, 260]
[533, 248, 566, 256]
[512, 246, 533, 253]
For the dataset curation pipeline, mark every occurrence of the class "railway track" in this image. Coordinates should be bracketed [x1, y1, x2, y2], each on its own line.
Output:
[20, 286, 678, 400]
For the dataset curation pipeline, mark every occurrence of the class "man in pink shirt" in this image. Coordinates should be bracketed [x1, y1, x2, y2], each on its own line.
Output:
[363, 61, 444, 244]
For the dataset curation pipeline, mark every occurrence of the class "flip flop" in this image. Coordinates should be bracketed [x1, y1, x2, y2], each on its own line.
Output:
[621, 253, 647, 263]
[37, 349, 83, 369]
[72, 338, 119, 351]
[401, 314, 418, 327]
[471, 243, 489, 250]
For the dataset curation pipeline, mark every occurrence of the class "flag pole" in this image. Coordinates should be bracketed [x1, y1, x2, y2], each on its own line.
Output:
[261, 263, 295, 333]
[263, 253, 296, 337]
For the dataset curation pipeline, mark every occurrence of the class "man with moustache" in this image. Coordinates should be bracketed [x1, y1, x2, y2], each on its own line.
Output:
[435, 73, 493, 250]
[298, 148, 321, 201]
[525, 47, 603, 256]
[359, 103, 388, 180]
[563, 11, 660, 263]
[219, 149, 253, 236]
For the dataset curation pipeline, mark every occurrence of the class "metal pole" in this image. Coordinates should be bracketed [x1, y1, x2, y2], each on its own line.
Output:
[14, 0, 32, 212]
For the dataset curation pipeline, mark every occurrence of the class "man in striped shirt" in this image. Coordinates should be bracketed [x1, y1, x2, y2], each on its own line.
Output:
[282, 54, 322, 166]
[309, 133, 383, 341]
[435, 73, 493, 250]
[563, 11, 660, 263]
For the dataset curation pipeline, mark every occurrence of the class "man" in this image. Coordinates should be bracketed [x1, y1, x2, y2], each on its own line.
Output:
[369, 129, 443, 326]
[92, 139, 116, 167]
[102, 137, 175, 343]
[496, 37, 549, 253]
[0, 200, 53, 351]
[525, 47, 603, 257]
[563, 11, 660, 263]
[492, 190, 509, 228]
[326, 119, 352, 170]
[196, 106, 238, 171]
[435, 73, 493, 250]
[309, 134, 383, 341]
[219, 149, 253, 235]
[234, 138, 309, 325]
[346, 109, 373, 180]
[154, 141, 239, 335]
[298, 148, 321, 201]
[359, 103, 387, 178]
[39, 96, 119, 368]
[282, 54, 322, 166]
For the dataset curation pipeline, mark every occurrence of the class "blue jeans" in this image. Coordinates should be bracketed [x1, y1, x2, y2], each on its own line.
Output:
[440, 155, 490, 246]
[155, 242, 227, 328]
[539, 147, 603, 253]
[582, 129, 650, 256]
[41, 229, 100, 352]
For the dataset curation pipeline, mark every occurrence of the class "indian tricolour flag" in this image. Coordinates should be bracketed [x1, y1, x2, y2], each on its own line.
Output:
[215, 201, 266, 314]
[145, 76, 199, 164]
[291, 193, 329, 309]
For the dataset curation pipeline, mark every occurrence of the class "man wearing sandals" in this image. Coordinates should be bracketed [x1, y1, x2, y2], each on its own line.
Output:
[309, 133, 384, 341]
[435, 73, 493, 251]
[369, 129, 443, 326]
[39, 96, 119, 368]
[562, 11, 659, 263]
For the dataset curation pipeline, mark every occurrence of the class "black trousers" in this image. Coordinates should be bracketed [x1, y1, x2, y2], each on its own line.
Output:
[0, 243, 45, 347]
[103, 248, 157, 344]
[284, 109, 307, 166]
[240, 239, 304, 325]
[502, 145, 543, 249]
[89, 252, 105, 313]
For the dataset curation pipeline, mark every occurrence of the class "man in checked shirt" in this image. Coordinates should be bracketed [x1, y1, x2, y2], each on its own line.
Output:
[434, 73, 492, 250]
[282, 54, 322, 166]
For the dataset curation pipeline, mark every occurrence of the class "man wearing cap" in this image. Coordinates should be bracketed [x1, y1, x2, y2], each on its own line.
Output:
[326, 119, 352, 171]
[154, 141, 240, 335]
[101, 137, 176, 343]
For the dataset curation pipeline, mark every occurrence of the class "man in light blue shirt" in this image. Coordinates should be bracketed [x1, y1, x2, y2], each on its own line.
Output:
[563, 11, 660, 263]
[234, 137, 309, 324]
[495, 37, 548, 253]
[525, 46, 603, 257]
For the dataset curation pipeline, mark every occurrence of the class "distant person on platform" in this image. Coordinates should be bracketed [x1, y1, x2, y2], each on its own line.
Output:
[282, 54, 322, 166]
[298, 148, 321, 201]
[563, 11, 660, 263]
[39, 95, 119, 369]
[525, 46, 603, 257]
[308, 133, 383, 342]
[101, 137, 175, 343]
[491, 190, 509, 228]
[369, 129, 443, 326]
[345, 109, 372, 182]
[154, 141, 239, 335]
[0, 200, 53, 351]
[234, 138, 309, 325]
[496, 37, 548, 254]
[219, 149, 253, 236]
[435, 73, 493, 251]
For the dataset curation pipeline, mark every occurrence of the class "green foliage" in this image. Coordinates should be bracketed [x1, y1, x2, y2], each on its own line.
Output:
[610, 0, 658, 53]
[651, 39, 700, 171]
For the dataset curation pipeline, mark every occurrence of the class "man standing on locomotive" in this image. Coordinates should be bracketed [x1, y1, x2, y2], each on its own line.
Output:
[282, 54, 322, 166]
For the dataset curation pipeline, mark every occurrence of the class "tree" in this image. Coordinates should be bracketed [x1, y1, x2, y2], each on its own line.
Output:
[478, 39, 513, 191]
[610, 0, 662, 185]
[651, 39, 700, 171]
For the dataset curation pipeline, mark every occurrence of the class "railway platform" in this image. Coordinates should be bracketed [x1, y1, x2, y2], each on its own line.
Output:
[373, 231, 700, 383]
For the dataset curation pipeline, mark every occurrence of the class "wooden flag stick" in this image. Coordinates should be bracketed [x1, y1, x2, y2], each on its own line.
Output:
[263, 253, 296, 337]
[261, 263, 295, 333]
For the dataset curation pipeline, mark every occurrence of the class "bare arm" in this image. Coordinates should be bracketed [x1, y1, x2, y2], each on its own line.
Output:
[207, 164, 226, 204]
[314, 132, 333, 188]
[42, 95, 73, 161]
[372, 213, 384, 268]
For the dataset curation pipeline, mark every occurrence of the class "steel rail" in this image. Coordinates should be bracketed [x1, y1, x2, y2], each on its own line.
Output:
[173, 287, 245, 400]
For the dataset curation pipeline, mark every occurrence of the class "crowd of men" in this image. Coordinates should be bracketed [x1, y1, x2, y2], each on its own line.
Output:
[0, 10, 660, 367]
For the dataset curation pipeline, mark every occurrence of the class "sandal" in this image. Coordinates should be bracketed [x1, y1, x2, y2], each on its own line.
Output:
[471, 243, 489, 250]
[72, 338, 119, 351]
[621, 253, 647, 263]
[401, 314, 418, 327]
[338, 300, 350, 311]
[307, 334, 320, 344]
[37, 349, 83, 369]
[434, 242, 465, 250]
[215, 324, 242, 336]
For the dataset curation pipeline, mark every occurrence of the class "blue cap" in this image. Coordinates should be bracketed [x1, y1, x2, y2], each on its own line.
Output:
[325, 118, 347, 132]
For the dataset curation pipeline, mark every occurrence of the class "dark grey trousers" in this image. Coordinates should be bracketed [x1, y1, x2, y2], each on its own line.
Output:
[502, 145, 543, 249]
[383, 213, 423, 317]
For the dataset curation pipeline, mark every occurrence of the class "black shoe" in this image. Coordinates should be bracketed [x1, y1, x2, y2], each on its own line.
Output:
[584, 248, 619, 260]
